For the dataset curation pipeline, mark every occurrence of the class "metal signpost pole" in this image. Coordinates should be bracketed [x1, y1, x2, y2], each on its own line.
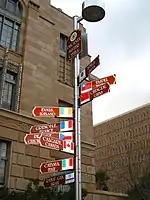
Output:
[74, 15, 80, 200]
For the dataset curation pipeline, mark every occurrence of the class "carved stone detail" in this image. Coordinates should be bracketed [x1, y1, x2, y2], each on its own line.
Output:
[28, 1, 40, 11]
[0, 115, 31, 132]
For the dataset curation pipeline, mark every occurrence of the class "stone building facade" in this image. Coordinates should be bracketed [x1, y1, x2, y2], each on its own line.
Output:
[94, 103, 150, 193]
[0, 0, 96, 193]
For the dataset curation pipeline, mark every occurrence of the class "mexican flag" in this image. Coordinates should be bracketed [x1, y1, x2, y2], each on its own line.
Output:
[61, 158, 74, 171]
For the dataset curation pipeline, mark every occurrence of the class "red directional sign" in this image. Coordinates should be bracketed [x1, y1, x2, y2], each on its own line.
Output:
[30, 120, 73, 134]
[67, 29, 82, 60]
[78, 55, 100, 84]
[40, 135, 63, 151]
[40, 160, 62, 174]
[32, 107, 73, 118]
[80, 74, 116, 94]
[24, 133, 41, 145]
[44, 174, 65, 188]
[80, 83, 110, 106]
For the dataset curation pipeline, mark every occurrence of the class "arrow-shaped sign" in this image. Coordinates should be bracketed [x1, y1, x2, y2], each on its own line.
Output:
[80, 74, 116, 94]
[80, 83, 110, 106]
[78, 55, 100, 84]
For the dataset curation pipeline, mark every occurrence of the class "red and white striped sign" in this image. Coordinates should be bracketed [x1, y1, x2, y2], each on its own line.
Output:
[61, 141, 74, 154]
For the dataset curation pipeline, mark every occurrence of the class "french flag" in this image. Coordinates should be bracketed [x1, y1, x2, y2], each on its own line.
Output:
[60, 120, 73, 132]
[59, 132, 73, 141]
[80, 82, 92, 94]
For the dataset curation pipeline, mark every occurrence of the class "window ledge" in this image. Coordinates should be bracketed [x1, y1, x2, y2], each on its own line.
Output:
[57, 80, 74, 89]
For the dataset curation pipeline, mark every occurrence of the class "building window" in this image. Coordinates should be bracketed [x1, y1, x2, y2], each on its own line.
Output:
[0, 0, 22, 51]
[2, 70, 17, 110]
[0, 140, 9, 186]
[58, 55, 74, 87]
[60, 33, 67, 53]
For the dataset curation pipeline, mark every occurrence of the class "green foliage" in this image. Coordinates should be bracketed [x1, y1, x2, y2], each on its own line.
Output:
[95, 169, 110, 191]
[0, 179, 88, 200]
[128, 172, 150, 200]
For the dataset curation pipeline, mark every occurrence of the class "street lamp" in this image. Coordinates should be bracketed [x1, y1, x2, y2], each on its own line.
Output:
[73, 0, 105, 200]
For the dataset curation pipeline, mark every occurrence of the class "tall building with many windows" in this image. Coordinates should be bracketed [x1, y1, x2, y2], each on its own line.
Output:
[94, 103, 150, 193]
[0, 0, 96, 192]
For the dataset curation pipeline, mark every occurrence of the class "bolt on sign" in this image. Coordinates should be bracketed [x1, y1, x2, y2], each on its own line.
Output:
[80, 74, 116, 94]
[78, 55, 100, 84]
[40, 158, 74, 174]
[43, 174, 65, 188]
[32, 107, 73, 118]
[30, 120, 73, 134]
[67, 29, 82, 60]
[80, 83, 110, 106]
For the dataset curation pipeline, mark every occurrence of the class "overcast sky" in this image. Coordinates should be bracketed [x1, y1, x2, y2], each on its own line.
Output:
[51, 0, 150, 125]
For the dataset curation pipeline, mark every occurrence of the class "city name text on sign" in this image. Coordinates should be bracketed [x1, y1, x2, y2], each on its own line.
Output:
[67, 29, 82, 60]
[44, 174, 65, 188]
[80, 83, 110, 106]
[32, 107, 73, 118]
[24, 133, 41, 145]
[78, 55, 100, 84]
[25, 132, 74, 143]
[43, 171, 75, 188]
[24, 134, 74, 154]
[40, 135, 63, 151]
[80, 74, 116, 94]
[30, 120, 73, 134]
[40, 158, 74, 174]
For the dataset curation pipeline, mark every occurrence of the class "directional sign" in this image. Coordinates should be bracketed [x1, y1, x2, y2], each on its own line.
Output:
[67, 29, 82, 60]
[80, 83, 110, 106]
[24, 133, 41, 145]
[32, 107, 73, 118]
[40, 160, 62, 174]
[78, 55, 100, 84]
[30, 120, 73, 134]
[40, 158, 74, 174]
[80, 74, 116, 94]
[44, 174, 65, 188]
[40, 135, 63, 151]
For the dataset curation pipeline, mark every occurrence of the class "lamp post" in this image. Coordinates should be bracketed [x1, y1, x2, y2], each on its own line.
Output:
[73, 1, 105, 200]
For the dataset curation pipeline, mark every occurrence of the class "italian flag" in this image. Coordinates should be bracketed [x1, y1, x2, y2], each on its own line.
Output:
[61, 158, 74, 171]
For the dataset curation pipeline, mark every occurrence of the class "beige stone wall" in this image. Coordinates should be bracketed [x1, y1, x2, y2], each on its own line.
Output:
[94, 103, 150, 192]
[87, 190, 128, 200]
[0, 109, 95, 191]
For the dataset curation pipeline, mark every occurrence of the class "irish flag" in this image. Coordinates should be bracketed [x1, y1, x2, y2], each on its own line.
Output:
[59, 107, 73, 118]
[61, 158, 74, 171]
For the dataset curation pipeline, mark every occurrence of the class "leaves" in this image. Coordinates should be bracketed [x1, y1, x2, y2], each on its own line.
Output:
[0, 180, 88, 200]
[95, 169, 110, 191]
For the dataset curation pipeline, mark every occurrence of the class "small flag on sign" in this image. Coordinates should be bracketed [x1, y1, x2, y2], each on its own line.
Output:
[81, 82, 92, 93]
[62, 141, 74, 154]
[60, 120, 73, 131]
[61, 158, 74, 171]
[65, 172, 75, 184]
[59, 107, 73, 118]
[59, 132, 73, 141]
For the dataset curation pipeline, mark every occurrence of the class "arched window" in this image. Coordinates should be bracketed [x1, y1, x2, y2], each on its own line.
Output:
[0, 0, 22, 51]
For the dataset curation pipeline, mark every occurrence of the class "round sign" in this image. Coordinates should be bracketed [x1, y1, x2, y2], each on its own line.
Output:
[70, 31, 77, 42]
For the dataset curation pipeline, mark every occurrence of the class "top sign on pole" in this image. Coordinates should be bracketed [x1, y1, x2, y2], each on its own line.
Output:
[32, 107, 73, 118]
[78, 55, 100, 84]
[67, 29, 82, 60]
